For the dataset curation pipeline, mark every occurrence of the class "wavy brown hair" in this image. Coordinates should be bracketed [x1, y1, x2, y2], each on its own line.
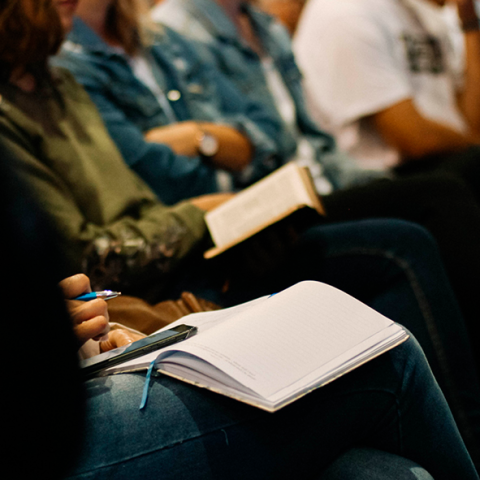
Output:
[0, 0, 64, 82]
[105, 0, 156, 55]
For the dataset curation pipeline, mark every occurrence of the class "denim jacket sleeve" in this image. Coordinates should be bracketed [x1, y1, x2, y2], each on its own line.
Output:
[55, 53, 222, 206]
[152, 27, 284, 187]
[186, 46, 283, 187]
[55, 24, 284, 201]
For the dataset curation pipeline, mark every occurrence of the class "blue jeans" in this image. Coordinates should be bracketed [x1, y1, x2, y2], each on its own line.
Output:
[319, 448, 434, 479]
[168, 219, 480, 464]
[67, 337, 477, 479]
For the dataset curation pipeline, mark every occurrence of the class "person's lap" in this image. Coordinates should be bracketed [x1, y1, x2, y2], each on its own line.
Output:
[393, 145, 480, 200]
[67, 337, 477, 479]
[176, 219, 474, 387]
[169, 218, 480, 464]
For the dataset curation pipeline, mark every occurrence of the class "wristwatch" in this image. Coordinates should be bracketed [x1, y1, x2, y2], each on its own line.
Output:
[196, 129, 219, 158]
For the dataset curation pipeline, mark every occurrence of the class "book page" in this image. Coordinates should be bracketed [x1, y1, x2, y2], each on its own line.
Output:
[205, 163, 314, 248]
[156, 281, 395, 400]
[159, 325, 406, 411]
[105, 297, 269, 372]
[268, 324, 407, 405]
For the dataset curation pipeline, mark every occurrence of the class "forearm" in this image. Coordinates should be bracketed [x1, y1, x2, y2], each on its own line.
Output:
[65, 79, 221, 203]
[396, 121, 477, 161]
[79, 201, 207, 292]
[371, 98, 479, 161]
[145, 121, 253, 172]
[47, 200, 205, 291]
[198, 122, 253, 171]
[2, 128, 207, 289]
[456, 5, 480, 133]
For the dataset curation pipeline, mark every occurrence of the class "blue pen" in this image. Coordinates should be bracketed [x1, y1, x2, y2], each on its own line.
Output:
[74, 290, 121, 301]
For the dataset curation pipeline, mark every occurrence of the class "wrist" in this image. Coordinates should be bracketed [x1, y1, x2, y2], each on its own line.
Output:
[195, 125, 219, 159]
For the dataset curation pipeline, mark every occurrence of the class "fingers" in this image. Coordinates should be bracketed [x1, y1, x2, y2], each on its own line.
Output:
[60, 275, 111, 347]
[100, 329, 146, 352]
[69, 298, 110, 346]
[59, 273, 91, 299]
[74, 315, 109, 346]
[189, 192, 235, 211]
[69, 298, 109, 325]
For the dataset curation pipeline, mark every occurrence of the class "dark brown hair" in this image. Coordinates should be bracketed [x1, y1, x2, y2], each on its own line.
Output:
[0, 0, 64, 82]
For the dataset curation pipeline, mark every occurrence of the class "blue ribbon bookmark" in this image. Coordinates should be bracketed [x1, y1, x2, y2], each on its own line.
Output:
[139, 360, 156, 410]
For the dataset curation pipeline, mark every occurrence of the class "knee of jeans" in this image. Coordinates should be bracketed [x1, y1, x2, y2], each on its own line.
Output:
[389, 334, 439, 403]
[370, 219, 438, 257]
[319, 447, 434, 480]
[411, 467, 435, 480]
[388, 335, 427, 377]
[393, 333, 423, 364]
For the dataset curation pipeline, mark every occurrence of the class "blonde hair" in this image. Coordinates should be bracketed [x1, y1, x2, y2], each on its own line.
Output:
[106, 0, 158, 55]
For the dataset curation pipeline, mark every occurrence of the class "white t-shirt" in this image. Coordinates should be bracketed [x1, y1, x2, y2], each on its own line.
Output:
[261, 56, 333, 194]
[294, 0, 467, 169]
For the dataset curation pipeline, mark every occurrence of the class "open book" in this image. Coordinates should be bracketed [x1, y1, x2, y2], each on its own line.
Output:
[204, 162, 325, 258]
[107, 281, 408, 412]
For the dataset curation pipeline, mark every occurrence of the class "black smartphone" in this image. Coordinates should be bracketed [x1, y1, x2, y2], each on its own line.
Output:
[80, 324, 197, 379]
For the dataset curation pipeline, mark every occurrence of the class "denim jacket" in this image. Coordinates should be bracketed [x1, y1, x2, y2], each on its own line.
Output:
[53, 18, 282, 205]
[153, 0, 384, 191]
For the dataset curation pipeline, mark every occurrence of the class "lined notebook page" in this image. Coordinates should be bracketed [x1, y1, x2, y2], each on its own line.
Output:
[107, 297, 268, 372]
[158, 281, 393, 399]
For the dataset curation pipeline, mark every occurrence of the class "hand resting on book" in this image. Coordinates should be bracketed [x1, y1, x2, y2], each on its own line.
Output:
[189, 192, 235, 212]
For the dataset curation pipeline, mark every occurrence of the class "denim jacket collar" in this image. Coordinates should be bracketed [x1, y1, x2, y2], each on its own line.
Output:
[67, 17, 117, 57]
[244, 6, 285, 60]
[185, 0, 276, 57]
[184, 0, 240, 43]
[62, 18, 194, 123]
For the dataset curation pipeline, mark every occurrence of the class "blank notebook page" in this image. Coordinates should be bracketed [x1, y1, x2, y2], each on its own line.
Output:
[162, 281, 393, 399]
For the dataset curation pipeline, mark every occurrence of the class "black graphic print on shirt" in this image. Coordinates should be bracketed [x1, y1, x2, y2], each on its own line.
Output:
[401, 33, 445, 74]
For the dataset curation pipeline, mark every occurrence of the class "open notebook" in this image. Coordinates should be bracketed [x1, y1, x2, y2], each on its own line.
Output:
[105, 281, 408, 412]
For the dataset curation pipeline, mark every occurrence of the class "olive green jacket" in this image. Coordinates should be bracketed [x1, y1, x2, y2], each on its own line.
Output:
[0, 69, 207, 292]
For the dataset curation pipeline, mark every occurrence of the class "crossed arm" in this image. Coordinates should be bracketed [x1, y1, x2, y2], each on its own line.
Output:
[371, 98, 479, 160]
[144, 121, 253, 172]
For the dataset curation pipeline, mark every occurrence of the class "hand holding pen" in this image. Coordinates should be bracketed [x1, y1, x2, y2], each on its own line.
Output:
[60, 274, 140, 352]
[59, 274, 115, 346]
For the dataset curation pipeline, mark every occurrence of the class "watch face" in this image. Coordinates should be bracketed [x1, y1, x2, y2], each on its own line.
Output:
[199, 132, 219, 157]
